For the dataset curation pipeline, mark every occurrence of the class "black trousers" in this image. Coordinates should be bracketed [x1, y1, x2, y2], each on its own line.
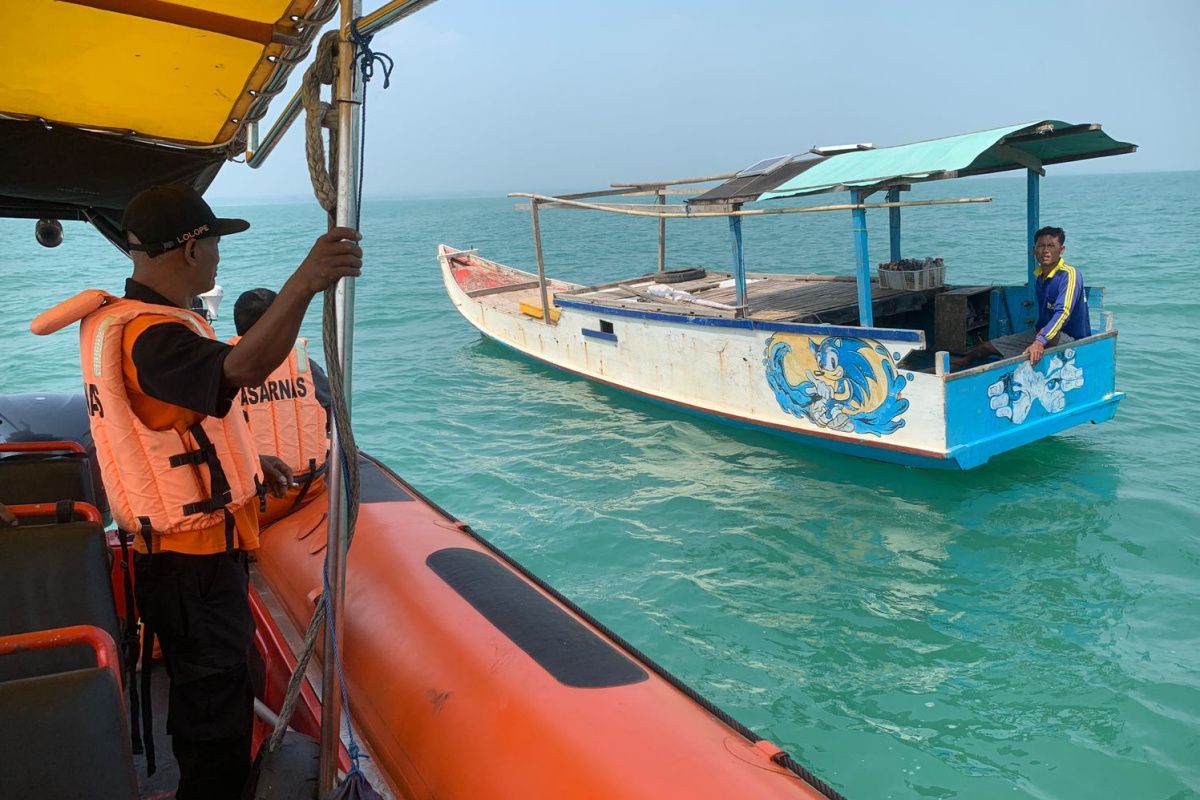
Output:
[134, 550, 256, 800]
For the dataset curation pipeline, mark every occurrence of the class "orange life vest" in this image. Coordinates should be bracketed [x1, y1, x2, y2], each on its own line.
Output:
[230, 335, 329, 476]
[31, 290, 261, 543]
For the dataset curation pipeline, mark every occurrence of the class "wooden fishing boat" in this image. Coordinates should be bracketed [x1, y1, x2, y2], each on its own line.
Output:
[439, 121, 1135, 469]
[0, 1, 844, 798]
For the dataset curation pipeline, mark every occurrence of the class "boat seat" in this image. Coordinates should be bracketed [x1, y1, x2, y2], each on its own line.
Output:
[0, 667, 138, 800]
[0, 521, 124, 682]
[0, 451, 102, 510]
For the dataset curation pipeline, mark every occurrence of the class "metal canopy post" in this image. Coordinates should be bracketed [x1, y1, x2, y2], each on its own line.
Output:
[656, 190, 666, 272]
[727, 204, 747, 317]
[887, 187, 901, 261]
[530, 199, 553, 323]
[319, 0, 361, 792]
[850, 189, 873, 327]
[1026, 168, 1040, 293]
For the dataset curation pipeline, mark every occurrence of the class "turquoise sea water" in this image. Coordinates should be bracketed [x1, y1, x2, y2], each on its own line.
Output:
[2, 171, 1198, 799]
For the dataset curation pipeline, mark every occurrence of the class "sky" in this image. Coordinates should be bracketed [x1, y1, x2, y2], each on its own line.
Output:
[208, 0, 1200, 202]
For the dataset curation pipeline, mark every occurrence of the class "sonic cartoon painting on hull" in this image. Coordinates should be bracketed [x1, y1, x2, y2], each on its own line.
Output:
[765, 334, 910, 436]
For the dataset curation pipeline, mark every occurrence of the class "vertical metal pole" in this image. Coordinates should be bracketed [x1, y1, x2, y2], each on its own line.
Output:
[887, 187, 901, 262]
[1026, 169, 1040, 292]
[656, 190, 666, 272]
[851, 190, 873, 327]
[728, 206, 746, 318]
[319, 0, 361, 793]
[531, 200, 552, 324]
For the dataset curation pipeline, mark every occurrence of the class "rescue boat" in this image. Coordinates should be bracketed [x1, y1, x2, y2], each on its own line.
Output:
[0, 1, 845, 798]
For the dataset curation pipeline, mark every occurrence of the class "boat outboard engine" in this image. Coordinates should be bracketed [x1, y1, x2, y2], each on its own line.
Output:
[35, 218, 64, 248]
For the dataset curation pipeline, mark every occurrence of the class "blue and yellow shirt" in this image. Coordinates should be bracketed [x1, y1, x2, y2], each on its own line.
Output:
[1034, 259, 1090, 345]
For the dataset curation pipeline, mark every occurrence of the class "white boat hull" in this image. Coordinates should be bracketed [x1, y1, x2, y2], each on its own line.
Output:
[437, 246, 1122, 469]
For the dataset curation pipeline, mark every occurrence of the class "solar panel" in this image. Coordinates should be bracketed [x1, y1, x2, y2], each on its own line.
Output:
[810, 143, 875, 156]
[735, 155, 793, 178]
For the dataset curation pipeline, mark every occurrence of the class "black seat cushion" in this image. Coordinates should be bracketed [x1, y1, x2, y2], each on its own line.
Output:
[0, 522, 124, 682]
[0, 667, 138, 800]
[0, 452, 99, 508]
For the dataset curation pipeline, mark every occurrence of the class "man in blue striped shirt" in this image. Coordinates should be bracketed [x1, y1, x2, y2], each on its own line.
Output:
[953, 226, 1089, 368]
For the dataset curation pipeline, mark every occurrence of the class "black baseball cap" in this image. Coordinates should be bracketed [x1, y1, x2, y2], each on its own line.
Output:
[123, 185, 250, 257]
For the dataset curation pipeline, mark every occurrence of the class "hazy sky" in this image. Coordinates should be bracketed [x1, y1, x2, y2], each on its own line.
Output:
[209, 0, 1199, 201]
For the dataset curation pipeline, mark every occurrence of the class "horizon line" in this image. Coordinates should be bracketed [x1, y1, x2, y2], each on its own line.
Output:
[206, 166, 1198, 206]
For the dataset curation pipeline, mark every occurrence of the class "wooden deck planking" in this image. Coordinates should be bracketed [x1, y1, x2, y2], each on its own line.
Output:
[562, 272, 927, 324]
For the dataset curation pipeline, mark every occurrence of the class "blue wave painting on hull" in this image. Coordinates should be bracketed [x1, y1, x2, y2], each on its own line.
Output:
[765, 335, 910, 436]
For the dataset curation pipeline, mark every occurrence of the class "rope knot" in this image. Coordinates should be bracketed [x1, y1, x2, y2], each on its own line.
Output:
[349, 17, 394, 89]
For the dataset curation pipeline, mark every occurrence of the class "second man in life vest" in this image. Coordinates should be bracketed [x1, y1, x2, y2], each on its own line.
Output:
[231, 287, 331, 525]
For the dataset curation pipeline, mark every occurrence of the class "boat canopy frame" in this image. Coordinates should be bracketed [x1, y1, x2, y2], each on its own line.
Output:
[512, 120, 1135, 329]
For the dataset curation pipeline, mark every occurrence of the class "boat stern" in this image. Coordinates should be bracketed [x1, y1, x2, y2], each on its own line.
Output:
[942, 331, 1122, 468]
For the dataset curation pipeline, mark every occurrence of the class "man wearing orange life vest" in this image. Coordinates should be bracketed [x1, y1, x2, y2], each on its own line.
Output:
[31, 185, 362, 800]
[232, 287, 331, 525]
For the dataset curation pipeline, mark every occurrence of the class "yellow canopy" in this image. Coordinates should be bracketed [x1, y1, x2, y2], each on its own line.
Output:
[0, 0, 323, 146]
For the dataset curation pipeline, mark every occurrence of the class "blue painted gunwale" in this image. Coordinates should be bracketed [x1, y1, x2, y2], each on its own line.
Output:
[554, 297, 925, 344]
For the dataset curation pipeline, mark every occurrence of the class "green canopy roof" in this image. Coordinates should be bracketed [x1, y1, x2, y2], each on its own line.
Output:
[758, 120, 1136, 201]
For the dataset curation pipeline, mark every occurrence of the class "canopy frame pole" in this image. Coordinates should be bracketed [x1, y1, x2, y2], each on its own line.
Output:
[887, 187, 901, 262]
[509, 192, 992, 219]
[531, 199, 553, 324]
[318, 0, 362, 792]
[727, 203, 747, 318]
[656, 190, 666, 272]
[1026, 169, 1040, 299]
[850, 189, 873, 327]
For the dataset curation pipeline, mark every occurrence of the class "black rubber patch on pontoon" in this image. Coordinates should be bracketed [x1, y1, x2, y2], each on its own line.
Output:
[426, 548, 648, 688]
[356, 454, 413, 503]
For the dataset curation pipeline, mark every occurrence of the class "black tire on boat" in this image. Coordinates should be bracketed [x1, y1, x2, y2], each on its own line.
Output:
[246, 731, 320, 800]
[652, 267, 707, 284]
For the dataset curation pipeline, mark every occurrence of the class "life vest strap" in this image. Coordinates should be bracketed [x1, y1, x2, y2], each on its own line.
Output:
[255, 476, 268, 513]
[181, 423, 237, 549]
[284, 458, 323, 516]
[132, 515, 155, 775]
[168, 449, 208, 468]
[117, 528, 143, 757]
[181, 495, 231, 516]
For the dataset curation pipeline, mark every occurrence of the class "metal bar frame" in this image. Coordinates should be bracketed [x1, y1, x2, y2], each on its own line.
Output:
[530, 199, 553, 324]
[850, 189, 873, 327]
[508, 192, 991, 220]
[887, 186, 901, 262]
[1026, 169, 1040, 292]
[319, 0, 362, 791]
[727, 207, 746, 317]
[656, 190, 666, 272]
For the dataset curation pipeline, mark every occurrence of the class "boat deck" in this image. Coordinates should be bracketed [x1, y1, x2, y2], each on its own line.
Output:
[445, 251, 936, 329]
[560, 270, 935, 325]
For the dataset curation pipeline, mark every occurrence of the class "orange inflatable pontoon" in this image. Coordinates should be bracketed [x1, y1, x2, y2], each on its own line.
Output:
[256, 453, 842, 799]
